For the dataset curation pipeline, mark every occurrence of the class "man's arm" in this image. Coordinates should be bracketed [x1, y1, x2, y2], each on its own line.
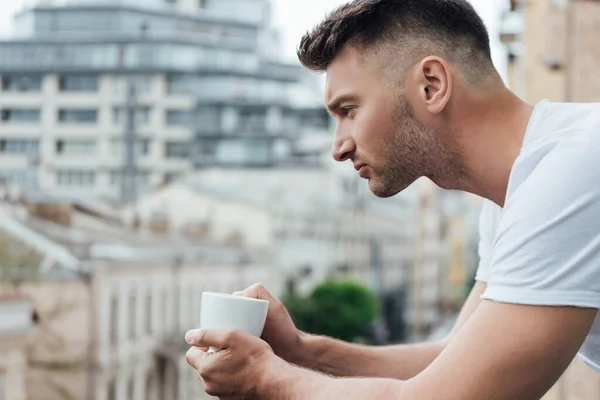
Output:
[293, 281, 487, 380]
[262, 300, 596, 400]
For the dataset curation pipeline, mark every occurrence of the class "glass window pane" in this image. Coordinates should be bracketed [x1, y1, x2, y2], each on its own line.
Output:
[113, 107, 151, 126]
[0, 139, 39, 155]
[56, 139, 97, 156]
[56, 170, 96, 187]
[58, 109, 98, 123]
[59, 75, 98, 92]
[166, 110, 191, 127]
[165, 141, 189, 158]
[110, 138, 152, 157]
[2, 76, 42, 92]
[1, 108, 41, 123]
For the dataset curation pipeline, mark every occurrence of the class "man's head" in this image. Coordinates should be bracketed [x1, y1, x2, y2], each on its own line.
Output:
[298, 0, 503, 197]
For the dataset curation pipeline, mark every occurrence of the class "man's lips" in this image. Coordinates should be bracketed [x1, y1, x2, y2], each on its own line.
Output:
[353, 163, 366, 171]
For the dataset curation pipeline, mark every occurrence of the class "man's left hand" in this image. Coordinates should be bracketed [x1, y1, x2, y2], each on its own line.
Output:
[185, 328, 278, 399]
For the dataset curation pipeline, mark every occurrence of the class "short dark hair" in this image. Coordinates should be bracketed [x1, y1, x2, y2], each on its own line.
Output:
[297, 0, 496, 82]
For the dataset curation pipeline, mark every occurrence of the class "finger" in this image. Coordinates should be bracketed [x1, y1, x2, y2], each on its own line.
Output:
[185, 328, 232, 349]
[233, 283, 276, 302]
[185, 346, 205, 370]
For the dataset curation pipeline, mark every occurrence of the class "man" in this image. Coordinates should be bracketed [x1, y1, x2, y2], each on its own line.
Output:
[185, 0, 600, 398]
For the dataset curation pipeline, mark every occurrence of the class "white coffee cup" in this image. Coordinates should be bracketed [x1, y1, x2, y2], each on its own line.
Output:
[200, 292, 269, 353]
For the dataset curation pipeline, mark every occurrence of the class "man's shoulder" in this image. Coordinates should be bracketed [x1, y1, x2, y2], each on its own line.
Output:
[513, 101, 600, 197]
[531, 101, 600, 140]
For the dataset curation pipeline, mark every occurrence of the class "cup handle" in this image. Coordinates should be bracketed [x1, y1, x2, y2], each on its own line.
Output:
[208, 346, 219, 353]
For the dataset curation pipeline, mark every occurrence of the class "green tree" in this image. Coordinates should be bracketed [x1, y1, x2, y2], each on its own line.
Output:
[283, 279, 379, 343]
[0, 233, 41, 290]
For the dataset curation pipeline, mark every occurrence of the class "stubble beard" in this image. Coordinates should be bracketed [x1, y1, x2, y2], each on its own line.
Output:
[368, 95, 458, 198]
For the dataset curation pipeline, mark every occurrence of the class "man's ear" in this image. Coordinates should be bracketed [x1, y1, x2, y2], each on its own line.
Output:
[412, 56, 452, 115]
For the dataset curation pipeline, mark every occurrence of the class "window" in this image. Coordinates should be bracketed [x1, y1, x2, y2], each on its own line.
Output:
[56, 139, 96, 156]
[129, 294, 136, 340]
[110, 138, 151, 158]
[199, 141, 217, 156]
[300, 109, 331, 130]
[127, 379, 134, 400]
[165, 141, 189, 158]
[107, 380, 116, 400]
[1, 108, 41, 123]
[109, 294, 118, 348]
[58, 75, 98, 92]
[112, 107, 151, 126]
[0, 139, 39, 155]
[109, 171, 150, 187]
[161, 289, 168, 332]
[2, 75, 42, 92]
[58, 109, 97, 123]
[166, 110, 192, 127]
[166, 76, 192, 95]
[0, 169, 38, 189]
[146, 292, 152, 333]
[237, 107, 267, 133]
[56, 170, 95, 187]
[113, 76, 152, 95]
[197, 106, 221, 134]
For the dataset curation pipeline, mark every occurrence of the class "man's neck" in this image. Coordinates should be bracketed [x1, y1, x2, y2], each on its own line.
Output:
[446, 89, 534, 207]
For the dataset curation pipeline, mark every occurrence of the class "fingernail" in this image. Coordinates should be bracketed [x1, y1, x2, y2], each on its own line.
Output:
[233, 291, 243, 296]
[185, 330, 196, 344]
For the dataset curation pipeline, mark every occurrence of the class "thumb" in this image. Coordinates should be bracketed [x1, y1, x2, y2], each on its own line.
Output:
[185, 329, 229, 349]
[233, 283, 276, 302]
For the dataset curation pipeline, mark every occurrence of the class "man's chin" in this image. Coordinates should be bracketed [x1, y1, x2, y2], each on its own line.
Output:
[368, 177, 412, 198]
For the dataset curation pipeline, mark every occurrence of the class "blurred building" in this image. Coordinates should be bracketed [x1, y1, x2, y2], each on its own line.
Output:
[0, 296, 33, 400]
[0, 197, 274, 400]
[0, 0, 328, 202]
[124, 162, 480, 343]
[504, 0, 600, 103]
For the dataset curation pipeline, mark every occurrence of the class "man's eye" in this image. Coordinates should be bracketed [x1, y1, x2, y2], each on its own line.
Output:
[340, 107, 354, 117]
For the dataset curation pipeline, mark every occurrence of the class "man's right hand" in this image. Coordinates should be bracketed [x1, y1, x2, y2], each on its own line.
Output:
[233, 283, 304, 363]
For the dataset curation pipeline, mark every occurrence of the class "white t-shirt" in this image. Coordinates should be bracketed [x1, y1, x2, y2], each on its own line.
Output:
[475, 99, 600, 373]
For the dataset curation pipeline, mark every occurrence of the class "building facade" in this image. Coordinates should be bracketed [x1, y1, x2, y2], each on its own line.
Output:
[0, 196, 275, 400]
[504, 0, 600, 104]
[0, 0, 328, 202]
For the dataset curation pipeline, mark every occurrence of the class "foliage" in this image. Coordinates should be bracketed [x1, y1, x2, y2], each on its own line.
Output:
[0, 233, 42, 288]
[283, 279, 379, 343]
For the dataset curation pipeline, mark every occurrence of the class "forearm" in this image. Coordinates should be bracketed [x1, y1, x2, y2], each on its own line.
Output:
[294, 333, 446, 380]
[263, 361, 407, 400]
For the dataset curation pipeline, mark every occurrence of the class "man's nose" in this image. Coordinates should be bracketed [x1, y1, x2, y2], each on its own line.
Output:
[332, 128, 356, 162]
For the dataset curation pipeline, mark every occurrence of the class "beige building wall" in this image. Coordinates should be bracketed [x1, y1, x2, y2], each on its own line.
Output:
[515, 0, 600, 104]
[0, 336, 29, 400]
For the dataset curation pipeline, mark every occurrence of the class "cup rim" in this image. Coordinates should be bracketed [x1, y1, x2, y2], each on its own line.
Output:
[202, 291, 269, 304]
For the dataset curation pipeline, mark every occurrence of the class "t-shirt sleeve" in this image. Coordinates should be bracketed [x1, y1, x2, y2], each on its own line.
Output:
[482, 142, 600, 309]
[474, 200, 500, 283]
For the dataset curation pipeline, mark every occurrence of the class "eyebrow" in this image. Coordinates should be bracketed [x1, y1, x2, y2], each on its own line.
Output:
[326, 94, 359, 116]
